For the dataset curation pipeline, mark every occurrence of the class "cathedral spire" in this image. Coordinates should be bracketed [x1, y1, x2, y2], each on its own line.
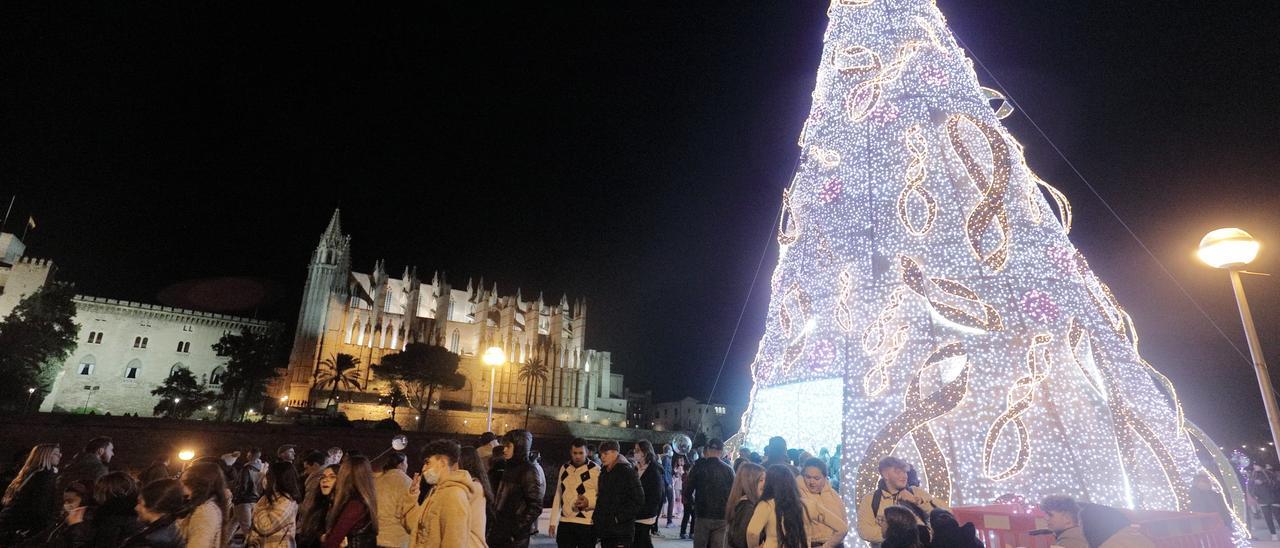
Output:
[321, 208, 342, 243]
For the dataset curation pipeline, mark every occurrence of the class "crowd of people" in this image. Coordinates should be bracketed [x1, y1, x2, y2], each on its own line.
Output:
[0, 429, 1177, 548]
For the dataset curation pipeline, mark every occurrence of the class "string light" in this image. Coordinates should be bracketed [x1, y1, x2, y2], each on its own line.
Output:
[731, 1, 1224, 539]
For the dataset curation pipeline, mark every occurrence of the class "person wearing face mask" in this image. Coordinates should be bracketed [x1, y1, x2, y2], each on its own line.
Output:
[631, 441, 665, 548]
[297, 464, 340, 548]
[401, 439, 479, 547]
[797, 458, 846, 548]
[17, 480, 95, 548]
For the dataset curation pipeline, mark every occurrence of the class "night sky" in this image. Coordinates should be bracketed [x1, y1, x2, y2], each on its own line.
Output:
[3, 2, 1279, 454]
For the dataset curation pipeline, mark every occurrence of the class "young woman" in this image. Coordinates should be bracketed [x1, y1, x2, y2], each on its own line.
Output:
[91, 471, 143, 547]
[631, 440, 664, 548]
[798, 458, 847, 548]
[120, 478, 188, 548]
[725, 463, 764, 548]
[323, 455, 377, 548]
[880, 505, 925, 548]
[458, 445, 494, 545]
[746, 464, 809, 548]
[177, 461, 231, 548]
[249, 462, 300, 548]
[0, 443, 62, 543]
[297, 464, 339, 548]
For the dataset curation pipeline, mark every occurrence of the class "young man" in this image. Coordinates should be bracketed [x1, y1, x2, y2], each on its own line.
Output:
[855, 457, 945, 546]
[230, 447, 264, 540]
[325, 446, 344, 466]
[275, 444, 296, 464]
[405, 439, 480, 548]
[60, 437, 114, 491]
[593, 441, 644, 548]
[489, 430, 545, 548]
[374, 452, 412, 548]
[683, 438, 734, 548]
[549, 438, 600, 548]
[1041, 496, 1087, 548]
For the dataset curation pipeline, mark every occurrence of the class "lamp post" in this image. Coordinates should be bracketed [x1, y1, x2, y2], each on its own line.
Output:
[172, 397, 180, 418]
[1198, 228, 1280, 452]
[25, 387, 34, 413]
[481, 347, 506, 433]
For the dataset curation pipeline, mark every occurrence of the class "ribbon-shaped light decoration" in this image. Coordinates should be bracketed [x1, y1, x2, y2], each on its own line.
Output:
[897, 124, 937, 236]
[1074, 253, 1127, 334]
[835, 266, 856, 333]
[1068, 318, 1189, 510]
[900, 255, 1003, 332]
[982, 333, 1052, 481]
[778, 183, 800, 246]
[855, 342, 970, 505]
[861, 287, 909, 396]
[835, 42, 923, 122]
[772, 283, 813, 383]
[1007, 139, 1073, 234]
[947, 113, 1013, 271]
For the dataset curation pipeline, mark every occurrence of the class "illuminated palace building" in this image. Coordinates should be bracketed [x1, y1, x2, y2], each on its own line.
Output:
[282, 210, 629, 425]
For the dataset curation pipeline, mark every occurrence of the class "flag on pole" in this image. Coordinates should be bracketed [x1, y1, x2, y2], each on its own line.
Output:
[26, 216, 35, 230]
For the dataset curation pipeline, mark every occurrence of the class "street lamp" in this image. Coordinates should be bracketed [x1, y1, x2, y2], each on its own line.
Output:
[1198, 228, 1280, 453]
[172, 397, 180, 418]
[280, 395, 289, 413]
[481, 346, 506, 432]
[25, 387, 34, 413]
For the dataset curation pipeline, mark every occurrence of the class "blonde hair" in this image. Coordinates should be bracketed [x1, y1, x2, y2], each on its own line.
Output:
[3, 444, 60, 505]
[726, 462, 765, 521]
[327, 455, 378, 534]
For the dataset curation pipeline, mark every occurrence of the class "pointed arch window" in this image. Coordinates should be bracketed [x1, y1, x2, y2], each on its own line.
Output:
[169, 363, 187, 378]
[210, 366, 227, 386]
[124, 359, 142, 380]
[450, 329, 461, 353]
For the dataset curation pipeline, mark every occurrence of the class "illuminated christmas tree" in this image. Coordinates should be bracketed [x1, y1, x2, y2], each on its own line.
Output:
[735, 0, 1227, 527]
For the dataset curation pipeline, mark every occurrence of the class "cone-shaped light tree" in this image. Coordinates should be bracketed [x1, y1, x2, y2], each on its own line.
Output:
[736, 0, 1208, 524]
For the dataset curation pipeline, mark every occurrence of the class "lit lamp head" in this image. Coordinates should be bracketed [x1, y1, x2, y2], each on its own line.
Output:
[482, 346, 506, 367]
[1198, 228, 1260, 269]
[178, 450, 195, 462]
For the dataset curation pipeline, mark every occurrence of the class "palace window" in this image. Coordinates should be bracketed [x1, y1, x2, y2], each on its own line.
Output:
[86, 331, 97, 343]
[450, 330, 461, 353]
[77, 356, 96, 376]
[176, 341, 190, 353]
[210, 366, 227, 386]
[714, 405, 726, 415]
[134, 336, 149, 349]
[124, 359, 142, 380]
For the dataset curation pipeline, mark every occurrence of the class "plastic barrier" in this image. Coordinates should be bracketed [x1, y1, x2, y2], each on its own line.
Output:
[949, 504, 1233, 548]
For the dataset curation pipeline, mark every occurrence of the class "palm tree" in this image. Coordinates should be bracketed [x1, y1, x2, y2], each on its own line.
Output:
[517, 357, 549, 428]
[316, 353, 363, 414]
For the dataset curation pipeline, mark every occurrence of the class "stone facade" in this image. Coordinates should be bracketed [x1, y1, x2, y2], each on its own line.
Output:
[650, 397, 738, 439]
[282, 210, 630, 425]
[0, 231, 276, 416]
[40, 296, 274, 414]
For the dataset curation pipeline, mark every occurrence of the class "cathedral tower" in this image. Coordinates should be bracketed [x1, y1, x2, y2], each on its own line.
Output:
[285, 209, 351, 404]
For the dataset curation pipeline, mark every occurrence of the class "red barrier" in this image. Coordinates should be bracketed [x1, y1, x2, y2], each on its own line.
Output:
[950, 504, 1233, 548]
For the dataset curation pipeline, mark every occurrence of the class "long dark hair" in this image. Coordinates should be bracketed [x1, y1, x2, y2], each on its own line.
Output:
[299, 464, 340, 543]
[882, 505, 924, 548]
[264, 461, 299, 504]
[761, 464, 808, 548]
[633, 440, 657, 470]
[459, 446, 495, 508]
[179, 461, 229, 516]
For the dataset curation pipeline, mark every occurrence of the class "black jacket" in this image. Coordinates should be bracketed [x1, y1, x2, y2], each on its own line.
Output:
[0, 469, 59, 541]
[727, 498, 757, 548]
[489, 458, 545, 548]
[683, 456, 734, 519]
[58, 455, 108, 493]
[592, 458, 644, 539]
[636, 463, 664, 522]
[91, 497, 142, 548]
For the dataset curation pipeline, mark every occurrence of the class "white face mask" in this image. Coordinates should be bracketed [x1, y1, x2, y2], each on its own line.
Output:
[423, 468, 442, 485]
[64, 503, 78, 514]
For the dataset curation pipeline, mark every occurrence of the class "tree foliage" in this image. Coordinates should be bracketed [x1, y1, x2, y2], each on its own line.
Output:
[211, 328, 284, 420]
[375, 343, 464, 431]
[151, 367, 218, 418]
[518, 357, 549, 428]
[316, 353, 363, 413]
[0, 283, 79, 409]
